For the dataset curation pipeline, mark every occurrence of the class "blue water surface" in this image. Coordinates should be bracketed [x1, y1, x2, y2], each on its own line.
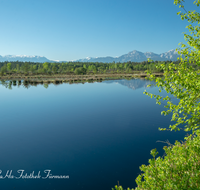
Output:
[0, 79, 187, 190]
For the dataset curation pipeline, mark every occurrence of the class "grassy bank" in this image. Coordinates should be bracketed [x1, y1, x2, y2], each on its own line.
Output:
[0, 72, 163, 89]
[0, 73, 163, 83]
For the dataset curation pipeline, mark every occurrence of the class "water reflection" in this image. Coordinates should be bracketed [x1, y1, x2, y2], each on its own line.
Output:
[0, 78, 156, 90]
[0, 77, 186, 190]
[0, 79, 41, 89]
[103, 78, 156, 90]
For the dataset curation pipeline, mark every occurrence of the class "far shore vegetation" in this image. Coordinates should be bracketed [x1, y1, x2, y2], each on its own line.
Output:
[1, 60, 199, 89]
[0, 60, 182, 78]
[0, 60, 170, 88]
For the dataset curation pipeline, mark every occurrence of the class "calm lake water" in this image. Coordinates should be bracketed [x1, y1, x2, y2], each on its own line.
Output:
[0, 79, 187, 190]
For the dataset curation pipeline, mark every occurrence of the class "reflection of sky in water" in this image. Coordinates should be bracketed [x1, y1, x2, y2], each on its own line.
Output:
[0, 79, 187, 190]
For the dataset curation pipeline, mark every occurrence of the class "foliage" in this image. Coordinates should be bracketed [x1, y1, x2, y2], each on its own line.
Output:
[134, 132, 200, 190]
[7, 62, 11, 71]
[112, 185, 133, 190]
[74, 67, 86, 75]
[0, 60, 180, 76]
[144, 0, 200, 133]
[113, 0, 200, 189]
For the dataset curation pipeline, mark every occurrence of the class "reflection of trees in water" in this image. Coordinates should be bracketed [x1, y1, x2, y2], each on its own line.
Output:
[23, 80, 31, 89]
[43, 83, 49, 89]
[8, 81, 12, 90]
[0, 80, 31, 90]
[0, 80, 8, 88]
[0, 79, 51, 90]
[0, 78, 156, 90]
[103, 79, 156, 90]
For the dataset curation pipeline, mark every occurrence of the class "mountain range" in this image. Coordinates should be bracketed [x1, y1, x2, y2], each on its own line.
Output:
[0, 55, 51, 63]
[76, 49, 179, 63]
[0, 49, 179, 63]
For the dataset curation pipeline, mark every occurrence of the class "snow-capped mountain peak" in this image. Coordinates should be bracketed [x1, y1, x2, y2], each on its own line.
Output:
[0, 49, 180, 63]
[0, 55, 52, 62]
[75, 49, 180, 63]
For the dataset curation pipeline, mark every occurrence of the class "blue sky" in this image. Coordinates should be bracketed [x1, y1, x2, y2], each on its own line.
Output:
[0, 0, 196, 61]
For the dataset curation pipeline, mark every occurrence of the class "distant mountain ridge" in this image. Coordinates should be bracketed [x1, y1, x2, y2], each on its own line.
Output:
[0, 49, 179, 63]
[76, 49, 179, 63]
[0, 55, 53, 63]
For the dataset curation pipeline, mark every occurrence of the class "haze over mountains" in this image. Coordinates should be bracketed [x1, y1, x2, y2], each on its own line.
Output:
[0, 49, 179, 63]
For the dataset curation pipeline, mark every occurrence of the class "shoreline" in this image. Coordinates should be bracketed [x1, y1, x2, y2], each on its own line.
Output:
[0, 73, 163, 88]
[0, 72, 163, 82]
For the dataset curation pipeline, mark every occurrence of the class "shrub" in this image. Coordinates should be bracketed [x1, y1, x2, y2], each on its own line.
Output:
[113, 132, 200, 190]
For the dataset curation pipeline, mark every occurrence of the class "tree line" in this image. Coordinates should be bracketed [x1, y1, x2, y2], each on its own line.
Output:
[0, 60, 184, 76]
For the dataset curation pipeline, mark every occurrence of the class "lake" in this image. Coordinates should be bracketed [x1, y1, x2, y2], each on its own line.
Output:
[0, 79, 187, 190]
